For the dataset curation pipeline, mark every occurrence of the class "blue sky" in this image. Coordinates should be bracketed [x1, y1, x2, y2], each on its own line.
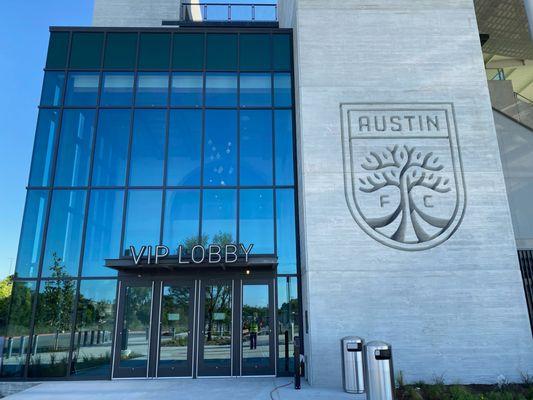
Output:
[0, 1, 93, 278]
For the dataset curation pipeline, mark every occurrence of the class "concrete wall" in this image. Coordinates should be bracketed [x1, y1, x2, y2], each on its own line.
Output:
[93, 0, 179, 27]
[494, 110, 533, 249]
[280, 0, 533, 387]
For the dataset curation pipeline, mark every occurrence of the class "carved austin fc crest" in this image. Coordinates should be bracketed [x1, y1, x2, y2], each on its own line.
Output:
[340, 103, 466, 251]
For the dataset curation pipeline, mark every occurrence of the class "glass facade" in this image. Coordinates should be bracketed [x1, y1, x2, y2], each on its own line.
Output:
[5, 28, 299, 380]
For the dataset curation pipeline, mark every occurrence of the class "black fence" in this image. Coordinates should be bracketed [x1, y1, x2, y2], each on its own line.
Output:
[180, 2, 277, 23]
[518, 250, 533, 335]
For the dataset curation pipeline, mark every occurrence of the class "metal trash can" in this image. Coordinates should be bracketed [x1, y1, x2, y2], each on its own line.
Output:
[341, 336, 365, 393]
[365, 341, 394, 400]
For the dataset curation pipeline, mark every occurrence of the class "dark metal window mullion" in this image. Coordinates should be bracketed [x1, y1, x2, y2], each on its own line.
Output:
[270, 32, 278, 257]
[236, 32, 241, 246]
[198, 33, 207, 243]
[119, 32, 141, 257]
[23, 30, 74, 380]
[159, 33, 174, 247]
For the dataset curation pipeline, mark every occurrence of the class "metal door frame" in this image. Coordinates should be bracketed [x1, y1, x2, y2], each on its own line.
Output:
[239, 278, 276, 377]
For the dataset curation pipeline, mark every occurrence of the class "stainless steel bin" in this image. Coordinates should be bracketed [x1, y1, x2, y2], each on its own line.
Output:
[341, 336, 365, 393]
[365, 341, 394, 400]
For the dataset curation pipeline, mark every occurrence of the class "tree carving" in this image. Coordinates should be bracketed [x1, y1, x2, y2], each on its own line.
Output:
[358, 145, 452, 243]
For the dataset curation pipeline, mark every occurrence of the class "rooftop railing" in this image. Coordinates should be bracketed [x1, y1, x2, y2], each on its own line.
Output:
[180, 2, 278, 23]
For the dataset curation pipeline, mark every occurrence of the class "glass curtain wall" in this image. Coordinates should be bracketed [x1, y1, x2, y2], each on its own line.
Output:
[4, 28, 299, 379]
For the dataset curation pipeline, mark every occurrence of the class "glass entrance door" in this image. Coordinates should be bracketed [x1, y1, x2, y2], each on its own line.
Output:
[197, 281, 233, 377]
[241, 281, 275, 375]
[156, 281, 195, 377]
[113, 282, 154, 378]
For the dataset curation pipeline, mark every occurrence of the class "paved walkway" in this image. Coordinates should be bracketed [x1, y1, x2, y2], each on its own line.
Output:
[3, 378, 364, 400]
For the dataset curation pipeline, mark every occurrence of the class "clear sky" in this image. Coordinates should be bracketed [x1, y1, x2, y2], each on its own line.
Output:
[0, 1, 93, 278]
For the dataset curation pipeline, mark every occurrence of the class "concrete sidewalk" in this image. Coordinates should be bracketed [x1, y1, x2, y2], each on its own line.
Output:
[2, 378, 365, 400]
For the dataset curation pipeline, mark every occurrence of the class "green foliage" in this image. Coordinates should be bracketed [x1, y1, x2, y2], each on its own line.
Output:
[0, 275, 14, 332]
[397, 382, 533, 400]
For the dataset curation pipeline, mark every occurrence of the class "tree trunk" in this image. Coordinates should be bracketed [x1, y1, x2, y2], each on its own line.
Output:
[393, 175, 414, 242]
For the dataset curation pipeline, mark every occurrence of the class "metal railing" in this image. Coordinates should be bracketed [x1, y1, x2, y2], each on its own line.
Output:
[180, 2, 277, 23]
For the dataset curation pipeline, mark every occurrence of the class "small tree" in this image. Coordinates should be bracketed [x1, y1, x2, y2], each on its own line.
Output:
[359, 145, 451, 242]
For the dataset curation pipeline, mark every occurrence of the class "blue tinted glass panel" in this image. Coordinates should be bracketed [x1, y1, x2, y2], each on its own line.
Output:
[240, 34, 271, 71]
[54, 109, 96, 187]
[205, 73, 237, 106]
[168, 110, 202, 186]
[123, 190, 162, 255]
[240, 110, 273, 186]
[206, 34, 237, 70]
[138, 33, 170, 69]
[1, 281, 36, 377]
[14, 191, 48, 278]
[240, 189, 274, 254]
[65, 72, 99, 106]
[274, 73, 292, 107]
[171, 72, 203, 107]
[276, 189, 297, 274]
[275, 110, 294, 186]
[29, 110, 59, 187]
[202, 189, 236, 244]
[40, 72, 65, 106]
[204, 110, 237, 186]
[163, 190, 200, 252]
[92, 110, 130, 186]
[69, 32, 103, 69]
[72, 280, 117, 377]
[272, 34, 291, 71]
[42, 190, 87, 278]
[129, 110, 166, 186]
[240, 73, 271, 107]
[136, 73, 169, 107]
[82, 190, 123, 277]
[101, 73, 134, 106]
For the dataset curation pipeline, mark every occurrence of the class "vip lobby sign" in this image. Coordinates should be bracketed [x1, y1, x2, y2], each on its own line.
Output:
[340, 103, 466, 251]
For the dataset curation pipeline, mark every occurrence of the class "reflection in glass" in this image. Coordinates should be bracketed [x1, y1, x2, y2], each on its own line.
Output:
[275, 110, 294, 186]
[65, 72, 99, 106]
[42, 190, 87, 278]
[123, 190, 162, 255]
[92, 110, 130, 186]
[277, 277, 299, 375]
[29, 110, 59, 187]
[164, 190, 200, 253]
[274, 73, 292, 107]
[202, 284, 232, 373]
[204, 110, 237, 186]
[202, 190, 236, 244]
[40, 71, 65, 106]
[167, 110, 202, 186]
[118, 285, 152, 373]
[129, 110, 166, 186]
[242, 284, 270, 374]
[276, 189, 297, 274]
[0, 281, 36, 378]
[171, 73, 203, 106]
[205, 73, 237, 106]
[100, 73, 134, 106]
[240, 110, 273, 186]
[82, 190, 123, 277]
[15, 191, 48, 277]
[72, 280, 117, 377]
[136, 72, 169, 106]
[158, 285, 191, 374]
[29, 278, 76, 378]
[240, 189, 274, 254]
[240, 73, 271, 107]
[54, 109, 96, 187]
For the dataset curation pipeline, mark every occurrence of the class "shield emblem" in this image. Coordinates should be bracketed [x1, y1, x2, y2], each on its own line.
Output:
[340, 103, 466, 251]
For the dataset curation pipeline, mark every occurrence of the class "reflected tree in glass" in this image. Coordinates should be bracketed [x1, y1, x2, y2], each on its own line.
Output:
[29, 254, 75, 378]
